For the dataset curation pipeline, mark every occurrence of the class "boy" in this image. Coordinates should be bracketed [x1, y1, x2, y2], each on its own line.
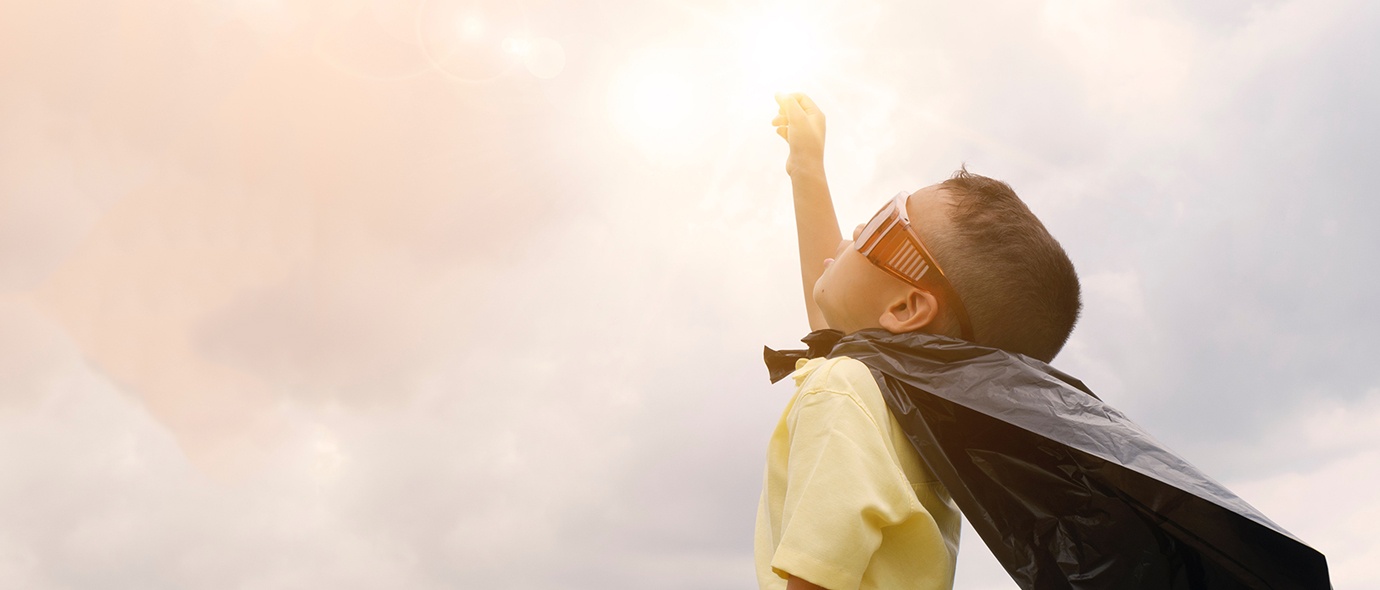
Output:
[757, 93, 1332, 590]
[754, 92, 1081, 590]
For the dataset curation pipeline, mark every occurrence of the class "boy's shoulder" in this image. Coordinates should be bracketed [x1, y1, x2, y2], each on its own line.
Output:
[791, 355, 869, 388]
[789, 355, 891, 426]
[786, 354, 941, 488]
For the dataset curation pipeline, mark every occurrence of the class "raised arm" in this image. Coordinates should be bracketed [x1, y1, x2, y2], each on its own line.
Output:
[773, 93, 843, 332]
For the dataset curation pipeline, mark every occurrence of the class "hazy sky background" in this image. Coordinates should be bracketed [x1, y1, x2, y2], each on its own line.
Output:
[2, 0, 1378, 588]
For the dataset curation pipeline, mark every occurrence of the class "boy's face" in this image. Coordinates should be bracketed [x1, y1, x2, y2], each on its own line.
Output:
[813, 185, 956, 334]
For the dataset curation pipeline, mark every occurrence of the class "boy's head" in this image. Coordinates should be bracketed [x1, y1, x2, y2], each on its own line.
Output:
[813, 168, 1081, 362]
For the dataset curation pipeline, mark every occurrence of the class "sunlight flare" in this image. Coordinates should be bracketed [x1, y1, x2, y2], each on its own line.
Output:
[737, 13, 829, 96]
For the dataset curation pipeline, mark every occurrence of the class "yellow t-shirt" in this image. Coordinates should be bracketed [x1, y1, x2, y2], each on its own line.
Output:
[755, 356, 961, 590]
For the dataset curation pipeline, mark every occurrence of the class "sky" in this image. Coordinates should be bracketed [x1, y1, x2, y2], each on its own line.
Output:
[1, 0, 1378, 588]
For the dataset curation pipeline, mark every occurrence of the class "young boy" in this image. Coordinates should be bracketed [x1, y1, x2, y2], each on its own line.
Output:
[754, 93, 1081, 590]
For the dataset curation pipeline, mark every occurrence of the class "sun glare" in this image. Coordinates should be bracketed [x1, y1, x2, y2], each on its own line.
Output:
[739, 16, 826, 96]
[608, 3, 842, 160]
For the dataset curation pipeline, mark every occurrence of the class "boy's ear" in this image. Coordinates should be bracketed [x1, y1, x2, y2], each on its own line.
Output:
[878, 289, 941, 334]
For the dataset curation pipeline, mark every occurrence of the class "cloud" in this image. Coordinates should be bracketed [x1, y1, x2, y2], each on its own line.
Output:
[9, 0, 615, 478]
[1227, 389, 1380, 588]
[0, 297, 84, 412]
[0, 356, 475, 589]
[0, 94, 154, 293]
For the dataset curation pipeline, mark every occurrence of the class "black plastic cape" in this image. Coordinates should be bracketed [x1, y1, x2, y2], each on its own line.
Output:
[763, 329, 1330, 589]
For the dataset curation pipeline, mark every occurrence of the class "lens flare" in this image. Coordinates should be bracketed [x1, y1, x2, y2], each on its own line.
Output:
[522, 38, 565, 79]
[417, 0, 527, 82]
[502, 37, 531, 56]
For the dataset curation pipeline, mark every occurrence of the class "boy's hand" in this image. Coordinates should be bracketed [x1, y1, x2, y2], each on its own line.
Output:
[773, 92, 826, 177]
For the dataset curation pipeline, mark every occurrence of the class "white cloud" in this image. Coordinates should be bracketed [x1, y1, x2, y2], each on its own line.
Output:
[1229, 392, 1380, 588]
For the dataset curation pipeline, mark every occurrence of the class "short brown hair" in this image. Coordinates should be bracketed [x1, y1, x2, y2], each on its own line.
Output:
[930, 167, 1081, 362]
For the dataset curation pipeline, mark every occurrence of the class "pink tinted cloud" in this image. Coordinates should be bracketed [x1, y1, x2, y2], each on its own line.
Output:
[7, 0, 563, 479]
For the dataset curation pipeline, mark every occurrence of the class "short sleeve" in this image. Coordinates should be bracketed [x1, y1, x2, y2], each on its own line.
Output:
[770, 388, 918, 590]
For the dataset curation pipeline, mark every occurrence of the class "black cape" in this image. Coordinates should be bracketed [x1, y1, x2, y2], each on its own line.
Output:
[764, 329, 1330, 589]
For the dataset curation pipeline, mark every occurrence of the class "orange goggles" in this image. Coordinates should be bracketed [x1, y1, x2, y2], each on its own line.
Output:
[854, 191, 975, 341]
